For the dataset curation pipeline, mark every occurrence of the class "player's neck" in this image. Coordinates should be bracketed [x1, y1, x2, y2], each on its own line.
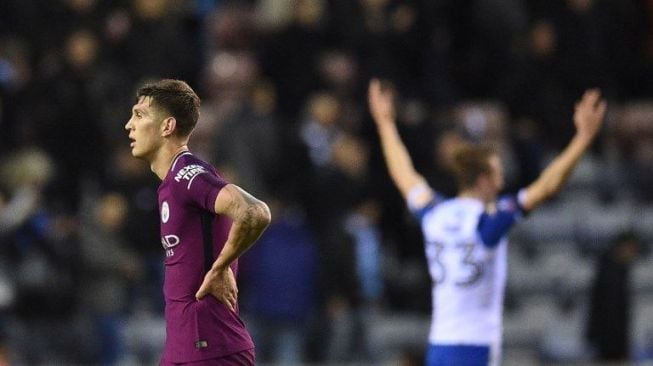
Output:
[458, 187, 491, 204]
[150, 144, 189, 180]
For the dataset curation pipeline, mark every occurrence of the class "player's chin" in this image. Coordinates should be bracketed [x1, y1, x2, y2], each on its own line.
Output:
[130, 147, 144, 159]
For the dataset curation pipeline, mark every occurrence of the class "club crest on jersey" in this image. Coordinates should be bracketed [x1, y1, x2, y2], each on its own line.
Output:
[175, 164, 208, 189]
[161, 201, 170, 223]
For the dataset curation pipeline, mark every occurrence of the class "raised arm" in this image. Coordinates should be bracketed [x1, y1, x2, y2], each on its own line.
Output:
[368, 79, 433, 207]
[521, 89, 606, 212]
[195, 184, 271, 308]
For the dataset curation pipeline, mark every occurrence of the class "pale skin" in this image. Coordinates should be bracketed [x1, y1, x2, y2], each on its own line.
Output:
[125, 96, 271, 311]
[367, 78, 606, 212]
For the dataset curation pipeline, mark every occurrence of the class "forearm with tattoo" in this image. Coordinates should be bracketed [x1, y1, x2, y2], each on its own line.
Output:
[212, 185, 271, 272]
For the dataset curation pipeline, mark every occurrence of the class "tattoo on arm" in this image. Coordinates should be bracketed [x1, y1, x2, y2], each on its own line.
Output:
[224, 185, 270, 244]
[212, 185, 270, 271]
[234, 196, 268, 241]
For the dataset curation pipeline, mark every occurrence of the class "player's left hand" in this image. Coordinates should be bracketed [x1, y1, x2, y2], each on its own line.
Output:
[573, 88, 607, 140]
[195, 266, 238, 311]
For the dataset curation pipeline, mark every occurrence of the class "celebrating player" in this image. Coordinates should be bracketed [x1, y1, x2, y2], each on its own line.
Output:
[125, 79, 271, 365]
[368, 79, 605, 366]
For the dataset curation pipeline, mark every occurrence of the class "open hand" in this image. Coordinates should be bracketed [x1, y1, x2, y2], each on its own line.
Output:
[195, 267, 238, 311]
[573, 89, 607, 140]
[368, 79, 396, 126]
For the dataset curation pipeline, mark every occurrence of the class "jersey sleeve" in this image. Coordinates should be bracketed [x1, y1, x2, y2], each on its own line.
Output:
[406, 183, 444, 221]
[175, 165, 228, 212]
[477, 189, 527, 248]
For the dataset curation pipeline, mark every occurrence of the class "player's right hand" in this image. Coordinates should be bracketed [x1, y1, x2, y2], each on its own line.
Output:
[368, 78, 396, 127]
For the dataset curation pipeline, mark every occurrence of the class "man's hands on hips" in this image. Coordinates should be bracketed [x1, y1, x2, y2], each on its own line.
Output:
[195, 267, 238, 311]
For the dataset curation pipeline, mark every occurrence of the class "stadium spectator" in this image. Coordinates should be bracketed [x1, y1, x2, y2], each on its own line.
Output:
[586, 230, 643, 362]
[241, 198, 319, 364]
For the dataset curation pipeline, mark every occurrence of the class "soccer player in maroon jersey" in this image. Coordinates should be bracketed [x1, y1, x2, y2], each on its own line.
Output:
[125, 79, 271, 365]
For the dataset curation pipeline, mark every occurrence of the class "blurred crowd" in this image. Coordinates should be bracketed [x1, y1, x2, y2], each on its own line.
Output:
[1, 0, 653, 364]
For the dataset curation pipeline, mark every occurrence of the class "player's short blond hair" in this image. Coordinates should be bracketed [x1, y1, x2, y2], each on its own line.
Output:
[450, 143, 496, 190]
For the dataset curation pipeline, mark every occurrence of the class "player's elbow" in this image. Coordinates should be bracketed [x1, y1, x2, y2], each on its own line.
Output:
[255, 201, 272, 229]
[244, 200, 271, 233]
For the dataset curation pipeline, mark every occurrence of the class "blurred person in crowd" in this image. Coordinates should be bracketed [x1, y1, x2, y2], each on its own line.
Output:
[613, 102, 653, 202]
[621, 0, 653, 98]
[465, 0, 527, 97]
[539, 293, 591, 363]
[556, 0, 612, 94]
[201, 52, 280, 199]
[326, 135, 381, 363]
[0, 148, 84, 363]
[499, 18, 565, 173]
[0, 148, 52, 236]
[39, 28, 110, 211]
[300, 91, 344, 169]
[316, 49, 367, 134]
[316, 49, 359, 100]
[124, 79, 270, 365]
[78, 191, 143, 365]
[117, 0, 196, 83]
[105, 146, 162, 311]
[53, 0, 106, 37]
[240, 197, 318, 364]
[0, 36, 33, 152]
[0, 148, 54, 328]
[259, 0, 327, 120]
[196, 48, 288, 201]
[195, 50, 261, 159]
[631, 138, 653, 202]
[368, 79, 605, 366]
[343, 0, 422, 97]
[340, 197, 384, 362]
[586, 230, 643, 362]
[205, 2, 257, 51]
[302, 131, 382, 363]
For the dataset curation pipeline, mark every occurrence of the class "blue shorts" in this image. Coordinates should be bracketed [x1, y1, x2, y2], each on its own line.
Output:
[426, 344, 490, 366]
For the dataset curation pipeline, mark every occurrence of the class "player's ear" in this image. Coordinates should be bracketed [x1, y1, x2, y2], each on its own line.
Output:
[161, 117, 177, 137]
